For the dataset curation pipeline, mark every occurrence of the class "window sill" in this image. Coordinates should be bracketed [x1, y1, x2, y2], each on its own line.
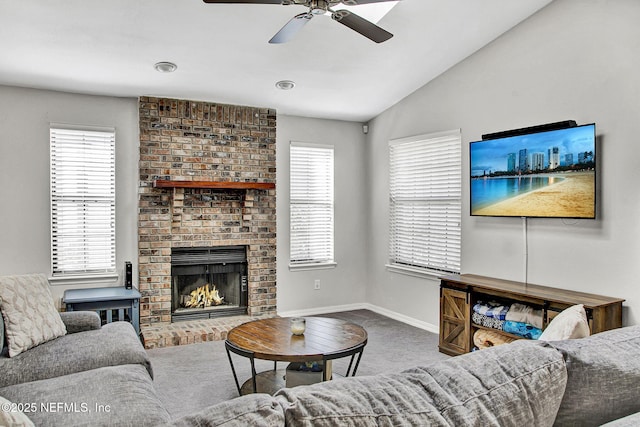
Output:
[385, 263, 458, 281]
[289, 262, 337, 272]
[49, 273, 119, 286]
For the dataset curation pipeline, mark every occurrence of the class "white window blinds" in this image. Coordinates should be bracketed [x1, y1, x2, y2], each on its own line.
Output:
[389, 130, 461, 274]
[50, 126, 116, 276]
[290, 142, 335, 266]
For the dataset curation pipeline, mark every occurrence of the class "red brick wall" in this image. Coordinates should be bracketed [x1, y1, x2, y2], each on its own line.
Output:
[138, 96, 276, 326]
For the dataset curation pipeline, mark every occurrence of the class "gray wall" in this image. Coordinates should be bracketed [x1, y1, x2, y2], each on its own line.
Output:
[0, 87, 368, 315]
[276, 115, 368, 314]
[366, 0, 640, 328]
[0, 86, 139, 306]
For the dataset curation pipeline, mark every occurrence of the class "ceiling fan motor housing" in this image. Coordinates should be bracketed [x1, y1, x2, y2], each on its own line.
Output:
[310, 0, 330, 14]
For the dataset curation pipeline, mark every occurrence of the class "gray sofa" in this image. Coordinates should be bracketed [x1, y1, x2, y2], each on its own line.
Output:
[169, 324, 640, 427]
[0, 312, 171, 426]
[2, 313, 639, 426]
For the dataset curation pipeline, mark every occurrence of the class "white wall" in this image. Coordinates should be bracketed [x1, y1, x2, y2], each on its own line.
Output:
[0, 86, 139, 306]
[366, 0, 640, 328]
[276, 115, 368, 314]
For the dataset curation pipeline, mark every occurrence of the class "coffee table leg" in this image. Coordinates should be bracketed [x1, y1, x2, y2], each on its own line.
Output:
[351, 349, 364, 376]
[344, 349, 365, 377]
[345, 354, 355, 377]
[322, 360, 333, 381]
[225, 346, 242, 395]
[225, 341, 261, 395]
[250, 357, 258, 393]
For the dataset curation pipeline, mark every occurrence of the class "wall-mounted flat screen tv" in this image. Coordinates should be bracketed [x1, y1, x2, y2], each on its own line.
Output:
[470, 123, 596, 218]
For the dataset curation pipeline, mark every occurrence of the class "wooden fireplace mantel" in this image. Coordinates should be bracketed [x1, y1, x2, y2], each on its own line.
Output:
[153, 180, 275, 190]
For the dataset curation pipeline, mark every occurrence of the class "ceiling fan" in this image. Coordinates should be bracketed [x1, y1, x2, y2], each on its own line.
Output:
[202, 0, 399, 44]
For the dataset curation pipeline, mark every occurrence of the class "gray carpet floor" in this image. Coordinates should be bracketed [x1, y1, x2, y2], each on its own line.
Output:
[146, 309, 450, 420]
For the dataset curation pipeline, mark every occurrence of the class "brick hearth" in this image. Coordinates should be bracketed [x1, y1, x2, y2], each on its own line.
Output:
[141, 314, 276, 349]
[137, 96, 277, 335]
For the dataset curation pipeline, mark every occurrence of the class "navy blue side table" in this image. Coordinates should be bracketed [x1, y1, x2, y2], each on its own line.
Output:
[63, 287, 141, 335]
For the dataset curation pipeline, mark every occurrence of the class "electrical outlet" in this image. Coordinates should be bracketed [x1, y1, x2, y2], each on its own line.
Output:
[314, 280, 320, 290]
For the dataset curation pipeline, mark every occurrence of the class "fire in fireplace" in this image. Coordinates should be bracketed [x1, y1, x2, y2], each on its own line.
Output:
[171, 246, 248, 322]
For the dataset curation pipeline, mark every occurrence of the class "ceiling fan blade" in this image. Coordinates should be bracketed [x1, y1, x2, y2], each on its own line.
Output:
[269, 13, 313, 44]
[202, 0, 283, 4]
[341, 0, 400, 4]
[331, 9, 393, 43]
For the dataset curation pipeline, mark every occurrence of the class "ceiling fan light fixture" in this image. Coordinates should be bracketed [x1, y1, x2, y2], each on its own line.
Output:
[275, 80, 296, 90]
[154, 61, 178, 73]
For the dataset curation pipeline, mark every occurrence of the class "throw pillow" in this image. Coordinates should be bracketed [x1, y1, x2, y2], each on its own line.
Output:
[539, 303, 590, 341]
[0, 395, 35, 427]
[0, 274, 67, 357]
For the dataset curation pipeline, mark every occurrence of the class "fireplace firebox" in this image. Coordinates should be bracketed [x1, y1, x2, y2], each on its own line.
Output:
[171, 246, 248, 322]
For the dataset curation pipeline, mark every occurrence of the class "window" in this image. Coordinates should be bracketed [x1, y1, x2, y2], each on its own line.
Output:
[50, 126, 116, 276]
[289, 142, 335, 269]
[388, 130, 461, 275]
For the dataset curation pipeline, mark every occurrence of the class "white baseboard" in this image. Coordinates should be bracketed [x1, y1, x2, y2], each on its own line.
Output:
[278, 303, 439, 335]
[278, 303, 367, 318]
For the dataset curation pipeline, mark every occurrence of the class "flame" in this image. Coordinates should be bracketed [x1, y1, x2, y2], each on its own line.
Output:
[184, 284, 224, 308]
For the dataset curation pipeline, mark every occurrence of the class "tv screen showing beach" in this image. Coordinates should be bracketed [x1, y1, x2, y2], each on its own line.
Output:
[470, 124, 596, 218]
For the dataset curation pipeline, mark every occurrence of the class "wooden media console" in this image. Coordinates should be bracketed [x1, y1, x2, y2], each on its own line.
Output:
[438, 274, 624, 356]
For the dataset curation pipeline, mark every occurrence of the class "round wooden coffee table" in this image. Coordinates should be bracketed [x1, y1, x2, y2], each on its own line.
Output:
[225, 317, 368, 395]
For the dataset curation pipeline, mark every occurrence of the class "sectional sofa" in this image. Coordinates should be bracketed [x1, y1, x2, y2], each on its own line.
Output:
[2, 317, 639, 426]
[174, 324, 640, 427]
[1, 273, 639, 426]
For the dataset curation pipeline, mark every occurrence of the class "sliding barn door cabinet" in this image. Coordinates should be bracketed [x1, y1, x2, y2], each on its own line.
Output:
[438, 274, 624, 356]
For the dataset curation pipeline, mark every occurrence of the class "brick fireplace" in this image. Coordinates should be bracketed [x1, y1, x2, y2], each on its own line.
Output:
[137, 96, 276, 328]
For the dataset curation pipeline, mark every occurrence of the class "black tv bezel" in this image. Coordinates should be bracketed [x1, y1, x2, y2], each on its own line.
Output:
[469, 122, 597, 219]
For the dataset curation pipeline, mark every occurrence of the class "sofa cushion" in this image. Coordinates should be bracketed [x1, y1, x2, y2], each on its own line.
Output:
[539, 304, 590, 341]
[0, 395, 35, 427]
[0, 321, 151, 388]
[0, 364, 171, 427]
[0, 274, 67, 357]
[274, 340, 567, 426]
[169, 394, 285, 427]
[548, 325, 640, 426]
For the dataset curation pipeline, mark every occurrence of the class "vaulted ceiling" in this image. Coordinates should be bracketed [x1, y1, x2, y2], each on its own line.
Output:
[0, 0, 552, 122]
